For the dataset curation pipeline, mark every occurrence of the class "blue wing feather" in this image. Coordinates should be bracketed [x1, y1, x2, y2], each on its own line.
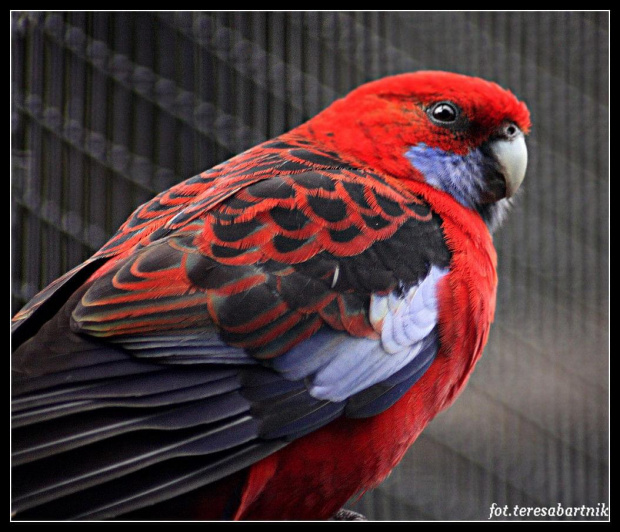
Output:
[266, 265, 447, 405]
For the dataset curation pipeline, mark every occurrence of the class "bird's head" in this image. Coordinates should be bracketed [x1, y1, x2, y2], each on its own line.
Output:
[296, 71, 531, 225]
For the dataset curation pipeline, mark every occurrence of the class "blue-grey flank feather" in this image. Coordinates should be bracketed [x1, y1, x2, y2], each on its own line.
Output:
[270, 265, 448, 402]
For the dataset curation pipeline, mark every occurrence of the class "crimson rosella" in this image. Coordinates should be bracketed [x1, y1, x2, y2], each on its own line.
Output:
[12, 71, 530, 520]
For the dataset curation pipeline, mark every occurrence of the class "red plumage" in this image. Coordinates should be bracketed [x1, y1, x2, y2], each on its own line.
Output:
[215, 183, 497, 521]
[12, 71, 530, 520]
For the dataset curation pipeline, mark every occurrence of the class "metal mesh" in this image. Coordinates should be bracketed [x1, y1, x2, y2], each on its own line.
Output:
[11, 11, 609, 521]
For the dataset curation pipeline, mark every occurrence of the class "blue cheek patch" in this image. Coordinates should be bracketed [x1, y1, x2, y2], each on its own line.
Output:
[405, 144, 489, 209]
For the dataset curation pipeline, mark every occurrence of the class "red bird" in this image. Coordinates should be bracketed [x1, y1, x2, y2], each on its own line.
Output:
[11, 71, 530, 520]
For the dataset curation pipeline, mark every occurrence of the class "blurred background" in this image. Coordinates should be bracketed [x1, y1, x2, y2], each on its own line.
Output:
[11, 11, 609, 520]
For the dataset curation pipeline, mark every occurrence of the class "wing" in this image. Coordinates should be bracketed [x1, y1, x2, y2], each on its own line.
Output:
[12, 138, 451, 519]
[11, 138, 296, 335]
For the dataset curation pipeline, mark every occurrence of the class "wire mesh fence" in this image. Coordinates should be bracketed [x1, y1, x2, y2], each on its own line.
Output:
[11, 11, 609, 521]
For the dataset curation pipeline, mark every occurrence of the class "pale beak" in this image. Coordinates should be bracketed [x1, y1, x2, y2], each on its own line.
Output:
[490, 124, 528, 198]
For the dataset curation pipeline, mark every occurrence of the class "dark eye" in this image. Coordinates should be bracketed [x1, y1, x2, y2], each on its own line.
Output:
[428, 101, 459, 125]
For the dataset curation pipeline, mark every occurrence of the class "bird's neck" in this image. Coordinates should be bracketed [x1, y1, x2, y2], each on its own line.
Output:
[289, 100, 424, 183]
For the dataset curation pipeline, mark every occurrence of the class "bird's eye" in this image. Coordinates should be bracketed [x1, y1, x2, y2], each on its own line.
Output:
[428, 101, 459, 125]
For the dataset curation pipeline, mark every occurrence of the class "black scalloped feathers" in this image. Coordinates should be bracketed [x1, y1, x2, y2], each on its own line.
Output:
[212, 219, 262, 242]
[89, 136, 432, 262]
[201, 166, 445, 267]
[193, 161, 451, 351]
[270, 206, 311, 231]
[67, 142, 451, 356]
[12, 133, 453, 520]
[329, 225, 361, 243]
[292, 171, 337, 191]
[306, 195, 348, 223]
[245, 177, 296, 199]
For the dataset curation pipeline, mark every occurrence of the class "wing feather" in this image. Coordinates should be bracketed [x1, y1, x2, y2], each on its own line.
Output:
[12, 138, 451, 519]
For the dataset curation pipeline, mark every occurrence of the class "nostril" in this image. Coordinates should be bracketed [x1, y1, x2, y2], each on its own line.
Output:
[504, 123, 519, 138]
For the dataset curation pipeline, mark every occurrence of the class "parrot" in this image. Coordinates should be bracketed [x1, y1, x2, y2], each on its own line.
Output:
[11, 70, 531, 521]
